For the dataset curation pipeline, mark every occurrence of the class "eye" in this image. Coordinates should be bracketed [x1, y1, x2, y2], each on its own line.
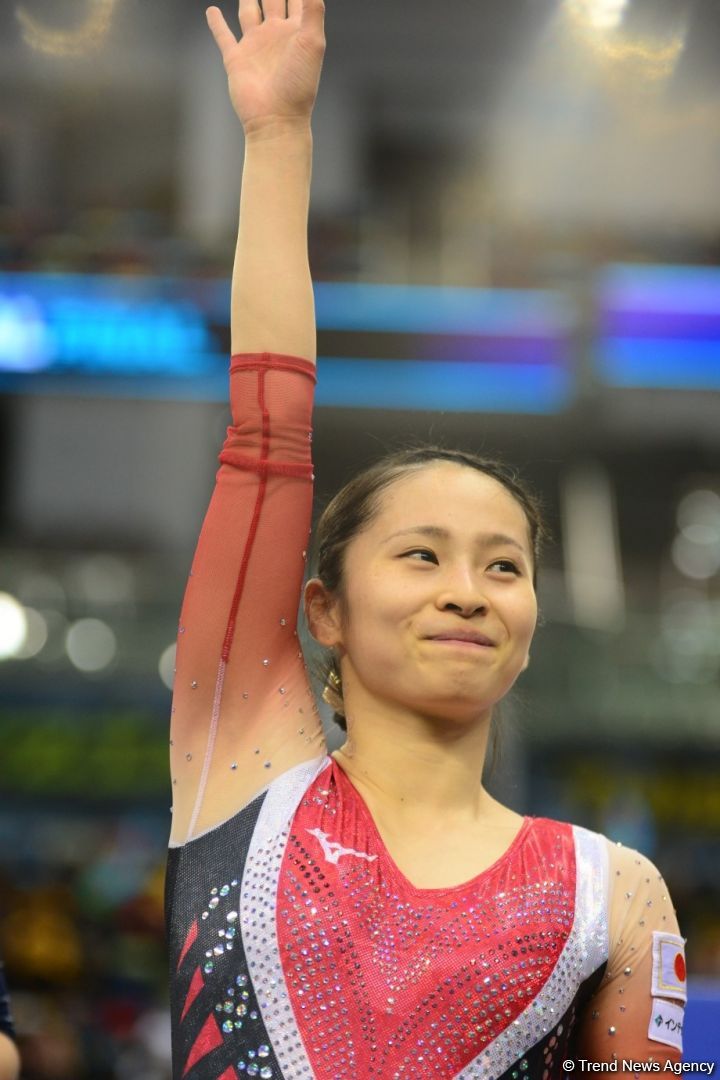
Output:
[402, 549, 438, 564]
[488, 559, 521, 575]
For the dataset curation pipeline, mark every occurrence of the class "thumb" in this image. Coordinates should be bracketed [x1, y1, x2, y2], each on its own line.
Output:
[206, 6, 237, 62]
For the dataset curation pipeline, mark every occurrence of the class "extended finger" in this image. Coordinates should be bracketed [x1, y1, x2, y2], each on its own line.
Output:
[206, 7, 237, 59]
[262, 0, 286, 19]
[299, 0, 325, 36]
[239, 0, 262, 32]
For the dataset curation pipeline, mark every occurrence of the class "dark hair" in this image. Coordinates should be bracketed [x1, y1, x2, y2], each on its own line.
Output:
[311, 446, 546, 747]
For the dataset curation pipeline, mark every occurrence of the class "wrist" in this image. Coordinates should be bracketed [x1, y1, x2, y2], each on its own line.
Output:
[243, 116, 313, 145]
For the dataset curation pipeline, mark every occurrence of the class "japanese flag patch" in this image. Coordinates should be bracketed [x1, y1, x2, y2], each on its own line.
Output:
[651, 931, 687, 1003]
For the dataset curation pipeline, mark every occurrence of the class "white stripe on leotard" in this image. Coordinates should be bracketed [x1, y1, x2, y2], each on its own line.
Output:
[240, 754, 330, 1079]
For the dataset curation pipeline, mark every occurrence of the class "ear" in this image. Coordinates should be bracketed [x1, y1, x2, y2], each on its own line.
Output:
[304, 578, 343, 648]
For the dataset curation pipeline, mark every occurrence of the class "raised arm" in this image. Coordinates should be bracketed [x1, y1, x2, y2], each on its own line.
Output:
[207, 0, 325, 359]
[169, 0, 327, 845]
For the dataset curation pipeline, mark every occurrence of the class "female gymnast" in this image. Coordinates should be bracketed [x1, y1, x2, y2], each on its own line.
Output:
[165, 2, 687, 1076]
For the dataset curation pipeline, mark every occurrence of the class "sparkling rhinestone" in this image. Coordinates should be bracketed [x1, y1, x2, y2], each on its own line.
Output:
[260, 1069, 272, 1079]
[623, 967, 632, 975]
[191, 680, 198, 689]
[231, 762, 238, 770]
[204, 961, 214, 974]
[258, 1046, 270, 1059]
[608, 1026, 617, 1035]
[209, 897, 219, 909]
[280, 618, 287, 626]
[235, 973, 248, 985]
[227, 911, 239, 923]
[262, 659, 270, 667]
[220, 885, 230, 896]
[222, 1019, 233, 1033]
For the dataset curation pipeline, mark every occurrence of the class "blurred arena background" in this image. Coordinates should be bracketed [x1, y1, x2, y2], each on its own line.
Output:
[0, 0, 719, 1075]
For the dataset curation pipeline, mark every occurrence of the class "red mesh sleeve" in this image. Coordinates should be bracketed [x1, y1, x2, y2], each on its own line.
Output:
[169, 353, 326, 843]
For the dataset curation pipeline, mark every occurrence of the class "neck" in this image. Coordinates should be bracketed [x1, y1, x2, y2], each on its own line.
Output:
[331, 694, 498, 825]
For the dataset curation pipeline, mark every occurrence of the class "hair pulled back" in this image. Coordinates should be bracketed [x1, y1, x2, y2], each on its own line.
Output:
[311, 446, 546, 735]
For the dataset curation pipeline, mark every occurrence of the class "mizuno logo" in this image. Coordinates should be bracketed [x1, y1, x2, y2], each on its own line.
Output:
[306, 828, 378, 865]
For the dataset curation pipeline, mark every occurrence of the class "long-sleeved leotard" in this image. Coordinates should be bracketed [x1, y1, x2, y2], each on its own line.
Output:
[166, 353, 686, 1080]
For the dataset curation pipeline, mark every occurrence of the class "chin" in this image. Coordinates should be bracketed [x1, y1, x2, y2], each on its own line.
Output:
[408, 690, 497, 725]
[412, 675, 521, 721]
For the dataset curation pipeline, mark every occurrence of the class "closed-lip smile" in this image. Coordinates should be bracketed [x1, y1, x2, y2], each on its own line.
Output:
[429, 630, 496, 647]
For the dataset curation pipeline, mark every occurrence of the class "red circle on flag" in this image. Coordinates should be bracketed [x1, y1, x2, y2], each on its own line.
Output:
[674, 953, 686, 982]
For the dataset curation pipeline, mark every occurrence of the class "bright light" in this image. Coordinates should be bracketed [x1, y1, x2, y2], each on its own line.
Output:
[677, 489, 720, 535]
[14, 607, 48, 660]
[672, 489, 720, 580]
[671, 534, 720, 581]
[65, 618, 117, 673]
[16, 0, 120, 57]
[567, 0, 629, 31]
[158, 643, 176, 691]
[0, 592, 28, 660]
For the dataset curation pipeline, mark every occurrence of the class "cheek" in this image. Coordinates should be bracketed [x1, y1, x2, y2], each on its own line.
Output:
[515, 594, 539, 643]
[343, 572, 414, 650]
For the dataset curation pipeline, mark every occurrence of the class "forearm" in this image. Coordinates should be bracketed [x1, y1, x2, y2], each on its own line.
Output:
[0, 1034, 20, 1080]
[232, 121, 316, 363]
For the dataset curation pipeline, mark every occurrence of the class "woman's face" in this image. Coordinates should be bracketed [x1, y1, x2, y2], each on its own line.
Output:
[329, 462, 539, 724]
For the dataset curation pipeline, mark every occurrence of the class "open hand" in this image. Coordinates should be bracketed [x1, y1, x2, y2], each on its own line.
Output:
[206, 0, 326, 136]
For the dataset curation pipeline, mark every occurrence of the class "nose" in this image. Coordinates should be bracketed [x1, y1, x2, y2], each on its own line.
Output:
[435, 567, 488, 618]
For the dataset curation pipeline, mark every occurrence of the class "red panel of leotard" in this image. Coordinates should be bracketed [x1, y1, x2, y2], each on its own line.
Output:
[277, 757, 576, 1078]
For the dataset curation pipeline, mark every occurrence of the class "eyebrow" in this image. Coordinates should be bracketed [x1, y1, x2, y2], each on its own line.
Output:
[382, 525, 529, 555]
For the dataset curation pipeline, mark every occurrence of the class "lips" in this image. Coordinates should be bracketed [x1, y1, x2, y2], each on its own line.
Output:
[429, 630, 495, 647]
